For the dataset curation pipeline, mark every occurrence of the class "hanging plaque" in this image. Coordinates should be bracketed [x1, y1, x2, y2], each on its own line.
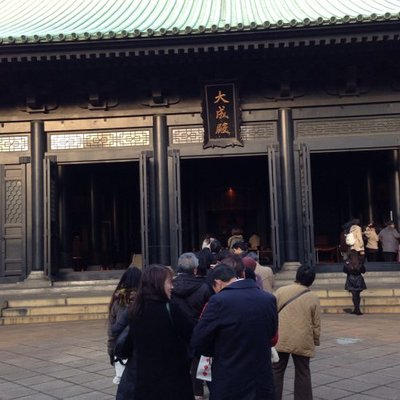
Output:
[202, 82, 242, 148]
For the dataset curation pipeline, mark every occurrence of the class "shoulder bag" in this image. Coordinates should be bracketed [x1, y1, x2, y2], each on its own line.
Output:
[278, 288, 310, 313]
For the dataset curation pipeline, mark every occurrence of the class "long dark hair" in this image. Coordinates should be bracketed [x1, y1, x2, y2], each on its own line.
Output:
[108, 266, 142, 313]
[129, 264, 173, 319]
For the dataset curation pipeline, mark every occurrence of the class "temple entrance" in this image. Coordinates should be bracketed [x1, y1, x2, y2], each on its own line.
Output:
[311, 149, 399, 264]
[179, 155, 273, 262]
[56, 161, 141, 272]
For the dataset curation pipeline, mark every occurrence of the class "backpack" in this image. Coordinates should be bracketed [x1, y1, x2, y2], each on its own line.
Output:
[345, 230, 356, 246]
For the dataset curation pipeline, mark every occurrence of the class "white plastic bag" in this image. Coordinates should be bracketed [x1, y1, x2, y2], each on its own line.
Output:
[196, 355, 212, 382]
[113, 359, 127, 384]
[271, 347, 280, 363]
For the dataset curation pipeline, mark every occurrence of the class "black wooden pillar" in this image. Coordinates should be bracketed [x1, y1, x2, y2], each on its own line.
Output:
[390, 149, 400, 228]
[153, 115, 171, 265]
[90, 173, 100, 264]
[278, 109, 299, 262]
[31, 121, 46, 271]
[366, 168, 374, 224]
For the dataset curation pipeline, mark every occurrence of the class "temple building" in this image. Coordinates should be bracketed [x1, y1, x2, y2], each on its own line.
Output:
[0, 0, 399, 283]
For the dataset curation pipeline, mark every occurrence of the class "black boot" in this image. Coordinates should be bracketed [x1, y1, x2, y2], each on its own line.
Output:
[351, 292, 362, 315]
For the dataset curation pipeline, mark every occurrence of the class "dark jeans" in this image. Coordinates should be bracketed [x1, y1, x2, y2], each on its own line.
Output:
[273, 352, 313, 400]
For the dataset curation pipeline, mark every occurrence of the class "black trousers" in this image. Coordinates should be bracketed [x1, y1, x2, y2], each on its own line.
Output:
[190, 356, 204, 396]
[383, 252, 397, 262]
[273, 352, 313, 400]
[366, 249, 378, 262]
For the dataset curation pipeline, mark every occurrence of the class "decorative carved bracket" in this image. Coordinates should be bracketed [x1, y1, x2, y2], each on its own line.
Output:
[24, 94, 58, 113]
[325, 65, 369, 97]
[18, 83, 58, 113]
[79, 80, 118, 111]
[264, 70, 305, 101]
[141, 79, 180, 107]
[86, 92, 118, 110]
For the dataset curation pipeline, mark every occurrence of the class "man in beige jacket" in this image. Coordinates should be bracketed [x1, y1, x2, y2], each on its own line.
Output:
[273, 265, 321, 400]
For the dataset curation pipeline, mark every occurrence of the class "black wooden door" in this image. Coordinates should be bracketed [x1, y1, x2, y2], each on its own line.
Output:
[268, 145, 283, 271]
[294, 143, 315, 266]
[168, 149, 182, 268]
[0, 164, 27, 279]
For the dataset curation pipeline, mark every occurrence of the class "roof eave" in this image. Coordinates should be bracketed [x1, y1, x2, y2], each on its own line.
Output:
[0, 21, 399, 63]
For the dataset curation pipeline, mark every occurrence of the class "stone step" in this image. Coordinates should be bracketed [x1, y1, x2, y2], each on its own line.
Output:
[0, 295, 111, 324]
[277, 270, 400, 278]
[320, 296, 400, 307]
[6, 295, 110, 308]
[320, 288, 400, 312]
[1, 272, 399, 324]
[274, 271, 400, 287]
[276, 279, 399, 287]
[0, 281, 118, 296]
[321, 305, 400, 314]
[2, 303, 108, 317]
[0, 312, 108, 325]
[276, 270, 400, 278]
[314, 288, 400, 297]
[2, 296, 399, 325]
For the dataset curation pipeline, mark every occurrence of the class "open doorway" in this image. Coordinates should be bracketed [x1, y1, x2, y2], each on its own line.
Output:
[311, 149, 396, 264]
[58, 161, 141, 271]
[180, 155, 272, 261]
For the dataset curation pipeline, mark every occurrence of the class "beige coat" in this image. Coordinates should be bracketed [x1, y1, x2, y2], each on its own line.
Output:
[255, 263, 274, 292]
[274, 283, 321, 357]
[350, 224, 364, 252]
[364, 227, 379, 250]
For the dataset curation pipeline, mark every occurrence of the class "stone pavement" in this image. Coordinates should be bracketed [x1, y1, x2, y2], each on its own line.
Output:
[0, 314, 399, 400]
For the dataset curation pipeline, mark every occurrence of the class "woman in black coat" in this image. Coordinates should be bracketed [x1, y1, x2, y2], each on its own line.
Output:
[107, 267, 142, 362]
[343, 250, 367, 315]
[127, 264, 195, 400]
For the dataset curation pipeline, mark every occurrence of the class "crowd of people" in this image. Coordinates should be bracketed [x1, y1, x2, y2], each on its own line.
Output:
[107, 230, 321, 400]
[340, 218, 400, 315]
[105, 220, 398, 399]
[340, 219, 400, 263]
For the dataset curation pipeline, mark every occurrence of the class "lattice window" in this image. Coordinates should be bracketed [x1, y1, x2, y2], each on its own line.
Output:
[241, 124, 275, 140]
[5, 180, 22, 224]
[297, 117, 400, 137]
[171, 124, 275, 144]
[0, 135, 29, 152]
[171, 127, 204, 144]
[49, 130, 150, 150]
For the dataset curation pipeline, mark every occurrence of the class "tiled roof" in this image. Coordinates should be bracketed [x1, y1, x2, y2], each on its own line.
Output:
[0, 0, 399, 45]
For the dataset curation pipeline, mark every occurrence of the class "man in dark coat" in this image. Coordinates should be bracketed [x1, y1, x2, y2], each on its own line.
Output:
[172, 252, 214, 399]
[191, 264, 278, 400]
[171, 252, 213, 323]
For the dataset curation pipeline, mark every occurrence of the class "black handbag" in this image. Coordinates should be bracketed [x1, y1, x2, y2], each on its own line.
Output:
[114, 325, 133, 361]
[343, 259, 362, 274]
